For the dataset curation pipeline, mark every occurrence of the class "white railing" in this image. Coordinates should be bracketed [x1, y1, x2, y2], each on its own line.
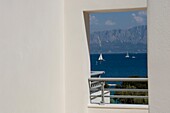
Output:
[89, 71, 148, 105]
[91, 71, 105, 78]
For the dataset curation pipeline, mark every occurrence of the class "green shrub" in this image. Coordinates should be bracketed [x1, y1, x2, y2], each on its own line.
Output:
[111, 76, 148, 104]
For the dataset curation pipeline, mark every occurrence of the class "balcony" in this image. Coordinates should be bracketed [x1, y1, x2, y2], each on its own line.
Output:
[88, 71, 149, 113]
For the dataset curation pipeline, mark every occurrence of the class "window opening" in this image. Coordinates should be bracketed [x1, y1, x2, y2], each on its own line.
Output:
[85, 8, 148, 105]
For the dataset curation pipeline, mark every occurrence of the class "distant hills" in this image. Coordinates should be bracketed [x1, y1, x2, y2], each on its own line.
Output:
[90, 25, 147, 54]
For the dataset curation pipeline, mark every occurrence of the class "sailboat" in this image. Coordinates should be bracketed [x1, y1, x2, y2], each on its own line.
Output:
[125, 52, 130, 58]
[97, 36, 105, 61]
[98, 53, 105, 61]
[132, 56, 136, 59]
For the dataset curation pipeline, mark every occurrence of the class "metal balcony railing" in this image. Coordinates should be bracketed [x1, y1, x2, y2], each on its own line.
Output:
[88, 71, 148, 105]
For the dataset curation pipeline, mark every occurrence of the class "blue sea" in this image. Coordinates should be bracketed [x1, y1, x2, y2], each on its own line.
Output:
[90, 53, 148, 78]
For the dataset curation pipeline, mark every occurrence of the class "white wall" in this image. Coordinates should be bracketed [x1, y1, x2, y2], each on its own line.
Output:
[3, 0, 170, 113]
[64, 1, 146, 113]
[0, 0, 64, 113]
[148, 0, 170, 113]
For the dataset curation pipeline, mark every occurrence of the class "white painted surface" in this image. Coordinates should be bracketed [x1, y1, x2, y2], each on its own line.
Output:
[1, 0, 170, 113]
[0, 0, 64, 113]
[88, 107, 148, 113]
[148, 0, 170, 113]
[88, 104, 148, 109]
[64, 0, 147, 113]
[88, 104, 148, 113]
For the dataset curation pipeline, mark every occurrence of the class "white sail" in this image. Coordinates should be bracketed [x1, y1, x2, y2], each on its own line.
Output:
[98, 53, 104, 61]
[125, 52, 130, 58]
[97, 36, 105, 61]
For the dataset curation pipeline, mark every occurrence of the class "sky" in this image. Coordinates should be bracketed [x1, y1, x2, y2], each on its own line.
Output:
[90, 10, 147, 32]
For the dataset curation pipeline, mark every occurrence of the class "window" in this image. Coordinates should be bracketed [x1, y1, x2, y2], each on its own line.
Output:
[84, 8, 148, 105]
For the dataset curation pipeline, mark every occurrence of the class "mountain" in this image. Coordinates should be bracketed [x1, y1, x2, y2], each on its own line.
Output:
[90, 25, 147, 54]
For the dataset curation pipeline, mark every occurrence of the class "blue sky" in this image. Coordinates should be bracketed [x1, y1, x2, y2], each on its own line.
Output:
[90, 10, 147, 32]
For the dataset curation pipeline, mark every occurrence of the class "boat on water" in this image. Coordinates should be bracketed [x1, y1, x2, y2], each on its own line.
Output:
[132, 56, 136, 59]
[98, 53, 105, 61]
[125, 52, 130, 58]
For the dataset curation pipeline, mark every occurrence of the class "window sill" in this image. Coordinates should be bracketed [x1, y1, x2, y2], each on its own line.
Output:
[88, 104, 149, 110]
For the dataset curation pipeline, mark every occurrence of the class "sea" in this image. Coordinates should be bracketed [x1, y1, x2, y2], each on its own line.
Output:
[90, 53, 148, 78]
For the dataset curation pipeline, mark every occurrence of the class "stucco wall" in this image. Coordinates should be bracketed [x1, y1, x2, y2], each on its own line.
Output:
[1, 0, 169, 113]
[64, 0, 147, 113]
[148, 0, 170, 113]
[0, 0, 64, 113]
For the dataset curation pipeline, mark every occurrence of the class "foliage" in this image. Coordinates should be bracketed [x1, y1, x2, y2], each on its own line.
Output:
[110, 76, 148, 104]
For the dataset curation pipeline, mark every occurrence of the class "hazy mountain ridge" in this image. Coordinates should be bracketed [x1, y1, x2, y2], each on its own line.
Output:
[90, 25, 147, 54]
